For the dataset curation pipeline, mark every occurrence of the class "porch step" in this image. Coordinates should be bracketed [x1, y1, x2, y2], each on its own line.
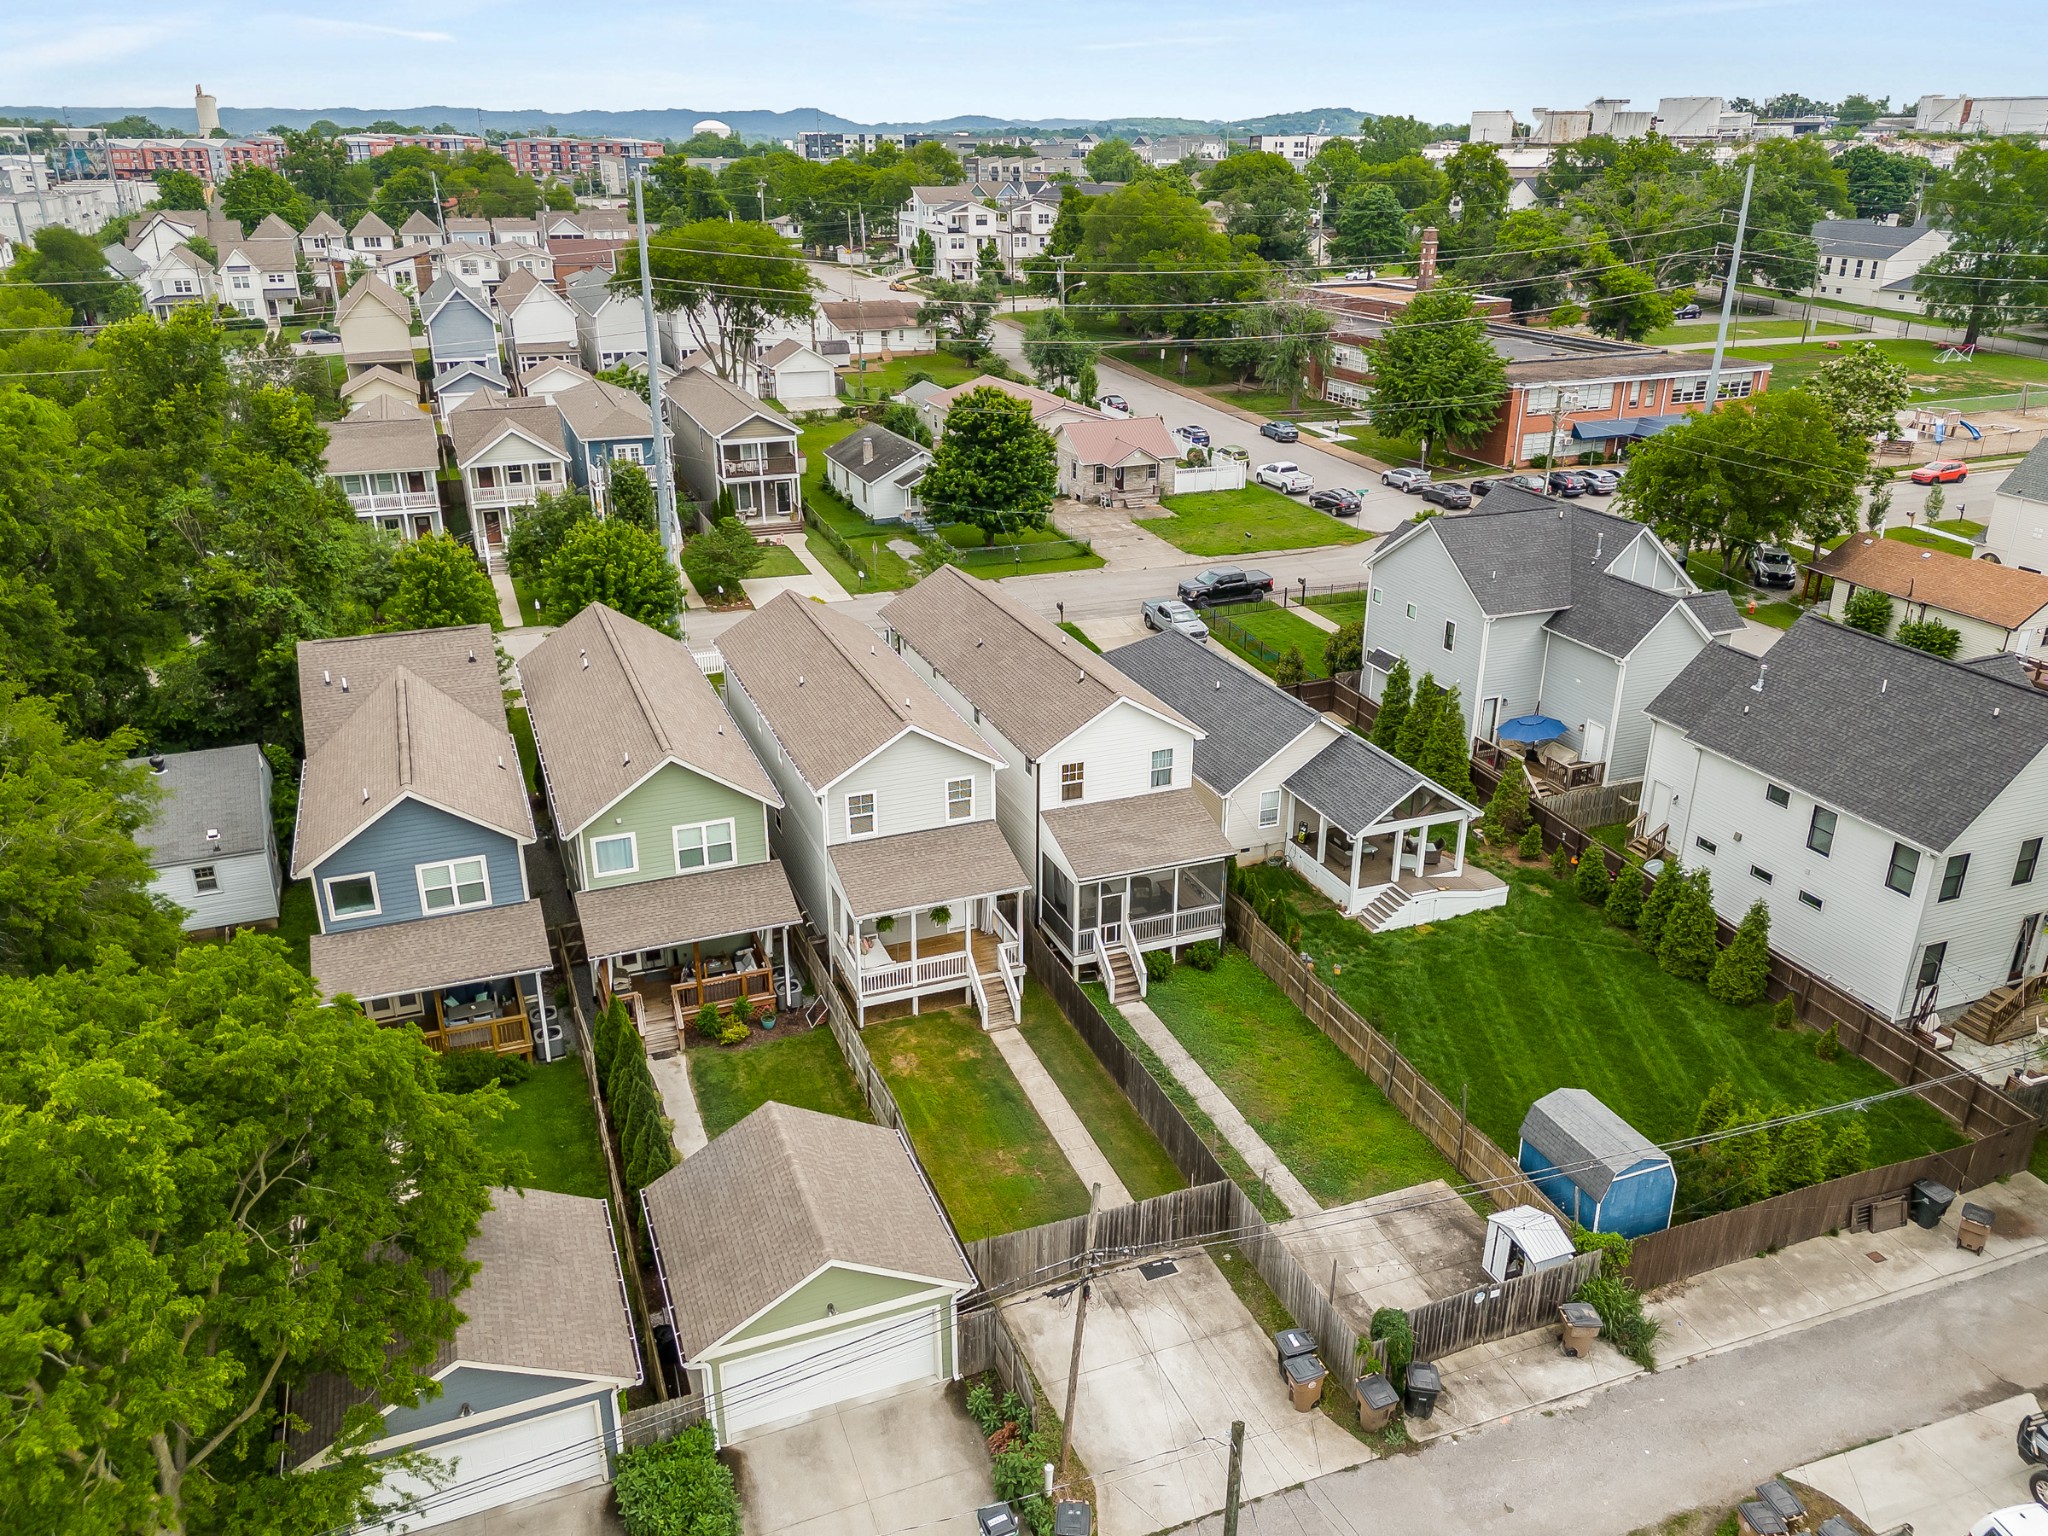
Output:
[978, 972, 1015, 1031]
[1952, 983, 2029, 1044]
[1355, 885, 1413, 933]
[636, 999, 681, 1059]
[1103, 946, 1140, 1005]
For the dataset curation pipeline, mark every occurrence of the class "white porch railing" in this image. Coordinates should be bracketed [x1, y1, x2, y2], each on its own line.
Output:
[1129, 913, 1176, 946]
[853, 949, 970, 997]
[1175, 904, 1224, 936]
[1122, 922, 1148, 1000]
[349, 491, 438, 517]
[1286, 840, 1354, 908]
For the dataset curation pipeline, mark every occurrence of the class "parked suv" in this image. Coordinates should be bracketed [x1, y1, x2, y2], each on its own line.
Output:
[1177, 567, 1275, 606]
[1255, 461, 1314, 494]
[1308, 487, 1362, 517]
[1546, 470, 1588, 497]
[1381, 467, 1431, 493]
[1422, 482, 1472, 510]
[1748, 546, 1798, 589]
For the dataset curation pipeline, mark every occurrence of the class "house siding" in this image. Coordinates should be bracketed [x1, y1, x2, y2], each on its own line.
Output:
[381, 1367, 588, 1436]
[1478, 611, 1553, 739]
[341, 303, 411, 362]
[1212, 720, 1342, 859]
[153, 850, 281, 931]
[311, 798, 526, 932]
[578, 762, 771, 892]
[704, 1290, 957, 1442]
[1609, 607, 1711, 780]
[723, 674, 833, 929]
[1036, 700, 1195, 812]
[824, 732, 996, 848]
[1535, 632, 1622, 766]
[1822, 580, 2033, 661]
[1361, 529, 1489, 711]
[429, 295, 500, 372]
[727, 1267, 941, 1344]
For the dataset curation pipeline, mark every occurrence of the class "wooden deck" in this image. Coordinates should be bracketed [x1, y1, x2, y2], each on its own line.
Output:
[415, 1011, 532, 1058]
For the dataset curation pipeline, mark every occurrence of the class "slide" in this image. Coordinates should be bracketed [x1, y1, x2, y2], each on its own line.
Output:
[1959, 419, 1983, 440]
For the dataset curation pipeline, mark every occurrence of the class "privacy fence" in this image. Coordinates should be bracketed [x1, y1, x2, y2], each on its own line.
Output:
[1406, 1252, 1602, 1362]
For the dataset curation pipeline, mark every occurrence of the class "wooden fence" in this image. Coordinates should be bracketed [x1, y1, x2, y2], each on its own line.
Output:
[1224, 1184, 1362, 1376]
[621, 1395, 706, 1449]
[1405, 1253, 1602, 1361]
[957, 1305, 1040, 1423]
[964, 1182, 1240, 1293]
[1538, 779, 1642, 834]
[791, 929, 909, 1134]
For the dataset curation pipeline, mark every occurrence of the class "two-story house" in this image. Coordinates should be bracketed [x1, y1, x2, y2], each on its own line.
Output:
[348, 211, 396, 253]
[897, 185, 1002, 281]
[1814, 535, 2048, 659]
[216, 215, 301, 325]
[881, 567, 1233, 1000]
[398, 210, 444, 247]
[553, 378, 663, 516]
[323, 397, 443, 541]
[1809, 218, 1950, 313]
[298, 210, 347, 266]
[447, 217, 493, 247]
[128, 744, 282, 937]
[290, 625, 555, 1059]
[567, 268, 651, 373]
[1641, 614, 2048, 1024]
[421, 274, 503, 378]
[1988, 440, 2048, 573]
[449, 395, 570, 563]
[495, 267, 582, 375]
[719, 592, 1029, 1028]
[334, 276, 416, 380]
[524, 604, 802, 1054]
[1360, 490, 1743, 784]
[431, 359, 513, 419]
[665, 370, 803, 531]
[139, 245, 216, 318]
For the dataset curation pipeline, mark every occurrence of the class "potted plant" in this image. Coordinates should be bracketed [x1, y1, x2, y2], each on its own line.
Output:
[928, 905, 952, 928]
[874, 915, 896, 935]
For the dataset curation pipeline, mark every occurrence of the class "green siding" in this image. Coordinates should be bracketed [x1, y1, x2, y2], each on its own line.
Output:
[580, 761, 770, 890]
[727, 1267, 940, 1344]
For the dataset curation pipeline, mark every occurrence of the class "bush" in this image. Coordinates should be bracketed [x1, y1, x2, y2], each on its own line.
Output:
[1637, 861, 1684, 950]
[1657, 870, 1720, 982]
[1182, 939, 1221, 972]
[1771, 995, 1800, 1030]
[594, 999, 627, 1081]
[1574, 1273, 1659, 1371]
[1323, 619, 1363, 676]
[966, 1380, 1002, 1436]
[694, 1002, 721, 1043]
[1143, 948, 1173, 985]
[1896, 617, 1961, 658]
[1707, 899, 1773, 1004]
[436, 1049, 532, 1094]
[1517, 823, 1544, 860]
[1573, 849, 1612, 904]
[1369, 1307, 1413, 1393]
[1485, 768, 1531, 839]
[680, 515, 767, 603]
[716, 1010, 751, 1047]
[1549, 843, 1571, 881]
[1771, 1112, 1828, 1195]
[1604, 860, 1647, 928]
[1273, 644, 1307, 689]
[1814, 1022, 1841, 1062]
[1824, 1114, 1871, 1179]
[1842, 585, 1894, 636]
[729, 993, 754, 1027]
[1570, 1224, 1634, 1274]
[614, 1422, 738, 1536]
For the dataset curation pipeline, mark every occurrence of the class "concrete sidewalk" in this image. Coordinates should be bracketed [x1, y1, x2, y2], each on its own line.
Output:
[650, 1051, 709, 1158]
[988, 1023, 1132, 1208]
[1789, 1392, 2045, 1535]
[740, 530, 852, 607]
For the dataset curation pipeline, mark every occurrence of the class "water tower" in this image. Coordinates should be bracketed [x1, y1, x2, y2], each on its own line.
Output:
[195, 84, 220, 136]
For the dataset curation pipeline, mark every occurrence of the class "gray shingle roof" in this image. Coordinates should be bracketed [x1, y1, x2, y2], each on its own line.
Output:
[551, 378, 656, 445]
[1646, 614, 2048, 851]
[1548, 572, 1698, 658]
[127, 745, 270, 864]
[298, 625, 504, 756]
[824, 425, 929, 486]
[829, 819, 1029, 918]
[1283, 732, 1471, 834]
[1104, 632, 1326, 794]
[1681, 590, 1746, 635]
[448, 395, 567, 467]
[1812, 218, 1938, 259]
[1519, 1088, 1667, 1201]
[321, 398, 439, 476]
[309, 898, 552, 1002]
[1040, 788, 1234, 881]
[663, 369, 796, 438]
[1999, 438, 2048, 506]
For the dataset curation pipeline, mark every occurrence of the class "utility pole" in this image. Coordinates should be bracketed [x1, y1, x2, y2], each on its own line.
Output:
[1221, 1421, 1246, 1536]
[429, 169, 448, 240]
[1056, 1184, 1101, 1479]
[632, 166, 682, 573]
[1052, 253, 1071, 311]
[1704, 159, 1756, 414]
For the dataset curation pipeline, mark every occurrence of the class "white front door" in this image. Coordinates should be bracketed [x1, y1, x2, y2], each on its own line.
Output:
[369, 1399, 607, 1530]
[1581, 719, 1607, 763]
[716, 1305, 943, 1442]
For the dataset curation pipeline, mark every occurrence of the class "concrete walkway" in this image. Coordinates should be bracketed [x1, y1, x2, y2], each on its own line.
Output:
[492, 570, 525, 629]
[1791, 1392, 2045, 1535]
[1289, 604, 1339, 634]
[988, 1024, 1132, 1207]
[1119, 998, 1320, 1218]
[740, 531, 854, 607]
[649, 1050, 709, 1158]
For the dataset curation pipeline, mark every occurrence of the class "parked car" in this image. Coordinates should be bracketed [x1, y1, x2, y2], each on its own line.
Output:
[1214, 443, 1250, 463]
[1381, 467, 1431, 493]
[1098, 393, 1131, 417]
[1968, 1507, 2048, 1536]
[1546, 470, 1587, 497]
[1469, 478, 1499, 497]
[1422, 482, 1473, 510]
[1673, 302, 1703, 320]
[889, 280, 912, 292]
[1581, 468, 1620, 495]
[1141, 597, 1210, 640]
[299, 328, 340, 344]
[1177, 567, 1274, 606]
[2018, 1407, 2048, 1505]
[1912, 459, 1968, 485]
[1503, 472, 1550, 494]
[1343, 269, 1374, 280]
[1175, 424, 1211, 448]
[1255, 461, 1314, 494]
[1748, 546, 1798, 589]
[1260, 419, 1300, 443]
[1308, 487, 1362, 517]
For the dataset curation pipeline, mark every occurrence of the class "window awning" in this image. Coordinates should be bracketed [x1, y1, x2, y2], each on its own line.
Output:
[1571, 414, 1683, 443]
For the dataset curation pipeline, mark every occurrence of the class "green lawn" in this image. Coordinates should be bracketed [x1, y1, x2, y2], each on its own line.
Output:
[1683, 554, 1804, 629]
[1210, 602, 1339, 680]
[1102, 345, 1309, 422]
[1305, 591, 1367, 627]
[508, 575, 544, 628]
[748, 541, 810, 579]
[277, 881, 317, 975]
[797, 418, 920, 591]
[506, 706, 541, 797]
[1932, 518, 1987, 538]
[688, 1027, 871, 1140]
[1588, 822, 1632, 852]
[1886, 526, 1977, 554]
[1147, 487, 1370, 557]
[837, 352, 983, 402]
[1130, 951, 1461, 1207]
[1015, 981, 1186, 1202]
[1058, 621, 1102, 653]
[1337, 425, 1498, 475]
[1765, 337, 2048, 401]
[1237, 862, 1965, 1177]
[868, 1007, 1092, 1239]
[938, 520, 1105, 578]
[1642, 318, 1859, 346]
[476, 1061, 611, 1200]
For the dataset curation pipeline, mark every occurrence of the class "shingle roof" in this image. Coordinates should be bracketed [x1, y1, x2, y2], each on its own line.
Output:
[1646, 614, 2048, 850]
[322, 398, 439, 475]
[301, 211, 346, 238]
[928, 374, 1101, 426]
[1056, 415, 1179, 466]
[1040, 788, 1234, 881]
[551, 379, 654, 445]
[1284, 731, 1470, 834]
[399, 211, 440, 237]
[821, 299, 922, 331]
[2000, 439, 2048, 505]
[448, 395, 566, 466]
[663, 369, 796, 437]
[1812, 218, 1939, 258]
[830, 820, 1030, 918]
[298, 625, 503, 756]
[758, 337, 822, 368]
[881, 566, 1197, 759]
[574, 861, 803, 960]
[309, 898, 552, 1001]
[522, 603, 780, 836]
[1814, 534, 2048, 629]
[336, 275, 411, 327]
[492, 266, 548, 313]
[420, 273, 494, 323]
[1104, 631, 1326, 794]
[824, 425, 929, 486]
[338, 365, 419, 405]
[1520, 1089, 1667, 1201]
[127, 745, 270, 864]
[1547, 572, 1703, 658]
[1681, 590, 1747, 636]
[641, 1103, 973, 1359]
[720, 592, 997, 789]
[350, 211, 395, 239]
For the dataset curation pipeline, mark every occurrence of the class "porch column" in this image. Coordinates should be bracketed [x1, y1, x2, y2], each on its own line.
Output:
[1316, 812, 1329, 863]
[908, 910, 918, 1016]
[1348, 831, 1363, 904]
[1452, 817, 1468, 878]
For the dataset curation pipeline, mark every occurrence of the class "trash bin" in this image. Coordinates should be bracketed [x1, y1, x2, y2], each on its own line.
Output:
[1909, 1178, 1956, 1230]
[1753, 1478, 1804, 1526]
[1273, 1328, 1317, 1371]
[1283, 1351, 1326, 1413]
[1403, 1360, 1441, 1420]
[977, 1506, 1021, 1536]
[1558, 1301, 1602, 1357]
[1957, 1201, 1996, 1253]
[1816, 1518, 1858, 1536]
[1352, 1372, 1399, 1432]
[1053, 1502, 1092, 1536]
[1736, 1499, 1787, 1536]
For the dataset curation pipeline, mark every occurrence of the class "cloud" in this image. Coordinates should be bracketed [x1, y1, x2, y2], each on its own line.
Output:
[8, 20, 187, 71]
[295, 17, 456, 43]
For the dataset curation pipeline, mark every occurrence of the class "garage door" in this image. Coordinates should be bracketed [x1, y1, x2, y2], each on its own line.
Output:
[369, 1399, 608, 1530]
[717, 1305, 943, 1441]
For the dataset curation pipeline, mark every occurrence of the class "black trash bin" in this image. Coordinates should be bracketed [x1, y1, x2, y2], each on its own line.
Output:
[1909, 1178, 1956, 1230]
[977, 1507, 1021, 1536]
[1273, 1328, 1316, 1368]
[1403, 1360, 1441, 1420]
[1053, 1503, 1092, 1536]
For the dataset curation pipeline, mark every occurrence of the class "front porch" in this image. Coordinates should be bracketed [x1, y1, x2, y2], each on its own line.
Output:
[361, 972, 546, 1057]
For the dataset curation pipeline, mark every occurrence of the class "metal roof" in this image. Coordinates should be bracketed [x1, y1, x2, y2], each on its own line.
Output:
[1487, 1206, 1575, 1265]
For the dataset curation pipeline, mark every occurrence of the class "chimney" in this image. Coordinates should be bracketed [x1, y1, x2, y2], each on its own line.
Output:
[1416, 227, 1439, 290]
[862, 434, 874, 466]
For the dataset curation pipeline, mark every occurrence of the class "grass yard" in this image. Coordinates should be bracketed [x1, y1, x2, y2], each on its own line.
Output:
[277, 881, 317, 974]
[1058, 621, 1102, 652]
[1764, 337, 2048, 401]
[1304, 591, 1367, 626]
[1337, 424, 1497, 476]
[507, 574, 544, 628]
[798, 417, 920, 591]
[868, 1007, 1092, 1239]
[1642, 318, 1859, 346]
[1683, 555, 1804, 629]
[475, 1061, 611, 1200]
[506, 706, 541, 796]
[748, 541, 809, 579]
[1147, 486, 1371, 557]
[836, 352, 983, 402]
[1129, 951, 1463, 1207]
[1237, 862, 1965, 1177]
[1015, 981, 1186, 1202]
[1102, 345, 1308, 423]
[1885, 525, 1978, 555]
[688, 1026, 871, 1140]
[1588, 821, 1632, 852]
[1210, 601, 1338, 680]
[938, 520, 1105, 578]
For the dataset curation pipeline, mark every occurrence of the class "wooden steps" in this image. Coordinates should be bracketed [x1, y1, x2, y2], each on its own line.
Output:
[1952, 983, 2032, 1044]
[1103, 945, 1140, 1005]
[1355, 885, 1413, 933]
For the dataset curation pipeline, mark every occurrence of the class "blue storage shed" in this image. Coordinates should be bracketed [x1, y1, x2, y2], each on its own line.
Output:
[1518, 1089, 1675, 1238]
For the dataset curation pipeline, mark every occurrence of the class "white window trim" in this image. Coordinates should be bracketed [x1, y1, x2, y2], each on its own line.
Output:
[674, 817, 739, 872]
[1258, 790, 1282, 828]
[1150, 748, 1173, 788]
[946, 777, 974, 821]
[415, 856, 492, 914]
[844, 793, 877, 840]
[324, 870, 382, 921]
[193, 864, 220, 893]
[591, 831, 639, 877]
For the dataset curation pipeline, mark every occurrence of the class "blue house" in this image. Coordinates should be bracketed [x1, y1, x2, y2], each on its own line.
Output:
[421, 273, 502, 378]
[290, 625, 555, 1059]
[1518, 1088, 1675, 1238]
[552, 377, 663, 516]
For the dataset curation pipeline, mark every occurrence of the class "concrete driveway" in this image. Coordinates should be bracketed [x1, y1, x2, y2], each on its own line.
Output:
[427, 1477, 621, 1536]
[1789, 1392, 2045, 1534]
[1276, 1181, 1490, 1328]
[728, 1380, 989, 1536]
[1006, 1254, 1367, 1536]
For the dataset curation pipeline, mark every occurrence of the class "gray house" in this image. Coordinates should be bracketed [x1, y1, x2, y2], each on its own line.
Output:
[1360, 490, 1742, 784]
[421, 273, 502, 378]
[129, 745, 282, 937]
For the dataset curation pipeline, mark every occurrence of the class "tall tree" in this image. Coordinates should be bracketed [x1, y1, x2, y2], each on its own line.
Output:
[1838, 144, 1920, 219]
[152, 168, 209, 210]
[1084, 138, 1143, 183]
[381, 534, 501, 632]
[1369, 656, 1412, 753]
[1918, 140, 2048, 345]
[1252, 292, 1334, 413]
[218, 164, 311, 229]
[1584, 238, 1681, 341]
[918, 268, 1004, 364]
[919, 386, 1056, 539]
[541, 518, 684, 635]
[1803, 342, 1913, 447]
[1355, 114, 1437, 165]
[644, 154, 733, 222]
[16, 226, 138, 324]
[613, 219, 817, 381]
[1020, 305, 1101, 398]
[607, 459, 657, 533]
[1437, 141, 1512, 245]
[1467, 207, 1578, 315]
[1069, 179, 1265, 337]
[1203, 151, 1314, 262]
[1327, 183, 1409, 268]
[1737, 138, 1850, 293]
[1364, 285, 1508, 464]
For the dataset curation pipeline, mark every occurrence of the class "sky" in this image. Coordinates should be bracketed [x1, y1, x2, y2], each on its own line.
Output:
[4, 1, 2047, 125]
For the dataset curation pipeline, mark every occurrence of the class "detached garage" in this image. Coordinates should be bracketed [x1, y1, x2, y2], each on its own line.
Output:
[641, 1102, 976, 1446]
[287, 1188, 642, 1531]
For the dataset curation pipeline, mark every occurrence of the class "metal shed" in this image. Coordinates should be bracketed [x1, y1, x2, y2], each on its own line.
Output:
[1517, 1089, 1676, 1238]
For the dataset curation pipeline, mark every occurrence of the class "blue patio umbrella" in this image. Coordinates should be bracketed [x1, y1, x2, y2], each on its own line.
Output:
[1497, 714, 1567, 744]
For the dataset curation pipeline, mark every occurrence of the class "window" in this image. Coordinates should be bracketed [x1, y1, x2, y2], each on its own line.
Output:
[325, 872, 380, 919]
[1259, 789, 1281, 828]
[1443, 620, 1457, 652]
[1694, 835, 1719, 855]
[1060, 762, 1084, 802]
[1150, 748, 1173, 788]
[1916, 941, 1947, 990]
[2016, 837, 2041, 885]
[845, 792, 876, 837]
[536, 463, 554, 483]
[418, 857, 490, 913]
[193, 865, 219, 894]
[1885, 842, 1920, 895]
[1671, 376, 1710, 405]
[1750, 865, 1774, 885]
[1939, 852, 1970, 902]
[1405, 602, 1417, 619]
[1807, 807, 1836, 857]
[675, 819, 737, 871]
[591, 833, 637, 876]
[1765, 783, 1791, 808]
[507, 463, 526, 485]
[947, 777, 974, 821]
[1799, 890, 1823, 911]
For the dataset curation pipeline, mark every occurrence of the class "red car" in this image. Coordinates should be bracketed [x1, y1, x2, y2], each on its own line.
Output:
[1912, 460, 1968, 485]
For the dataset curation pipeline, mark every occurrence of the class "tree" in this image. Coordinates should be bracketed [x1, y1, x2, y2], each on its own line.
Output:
[1251, 292, 1335, 414]
[1836, 93, 1890, 125]
[1466, 208, 1579, 315]
[879, 400, 931, 448]
[153, 168, 209, 209]
[503, 488, 594, 582]
[608, 459, 657, 533]
[1825, 1115, 1872, 1180]
[1020, 306, 1102, 398]
[219, 163, 311, 229]
[905, 140, 965, 184]
[0, 936, 500, 1536]
[1484, 763, 1531, 838]
[1584, 238, 1681, 341]
[679, 514, 765, 603]
[918, 268, 1004, 364]
[280, 125, 369, 212]
[1396, 672, 1444, 766]
[1068, 179, 1264, 337]
[1658, 869, 1721, 981]
[1437, 141, 1511, 244]
[1896, 617, 1962, 658]
[1084, 138, 1143, 183]
[1638, 860, 1685, 950]
[1738, 138, 1850, 293]
[382, 534, 500, 632]
[1708, 898, 1773, 1004]
[1370, 656, 1412, 754]
[911, 228, 936, 275]
[1842, 585, 1894, 635]
[17, 225, 139, 324]
[1274, 645, 1307, 688]
[920, 386, 1057, 539]
[1365, 285, 1509, 464]
[1357, 154, 1447, 212]
[1838, 144, 1920, 219]
[1416, 684, 1475, 801]
[1771, 1113, 1828, 1196]
[644, 154, 733, 222]
[95, 113, 172, 137]
[1918, 140, 2048, 345]
[1203, 151, 1314, 262]
[543, 517, 684, 634]
[1574, 847, 1612, 903]
[1355, 114, 1437, 165]
[1605, 859, 1648, 927]
[1328, 183, 1409, 268]
[614, 220, 817, 381]
[1804, 342, 1912, 447]
[1323, 619, 1362, 677]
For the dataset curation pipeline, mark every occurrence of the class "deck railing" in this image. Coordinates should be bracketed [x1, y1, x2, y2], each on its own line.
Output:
[419, 1011, 532, 1056]
[674, 963, 775, 1012]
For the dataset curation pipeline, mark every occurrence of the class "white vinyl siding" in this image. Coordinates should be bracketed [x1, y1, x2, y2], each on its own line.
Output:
[1608, 604, 1720, 782]
[1361, 528, 1489, 713]
[1535, 633, 1622, 765]
[1034, 700, 1196, 811]
[825, 731, 996, 847]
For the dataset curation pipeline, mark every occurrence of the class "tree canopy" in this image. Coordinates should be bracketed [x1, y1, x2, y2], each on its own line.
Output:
[1363, 285, 1507, 462]
[614, 219, 816, 381]
[541, 517, 684, 635]
[1918, 140, 2048, 345]
[381, 534, 502, 632]
[920, 387, 1057, 538]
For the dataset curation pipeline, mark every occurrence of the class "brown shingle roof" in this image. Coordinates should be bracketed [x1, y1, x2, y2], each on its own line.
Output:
[821, 299, 923, 332]
[551, 378, 655, 445]
[1813, 534, 2048, 630]
[574, 861, 802, 959]
[336, 275, 412, 326]
[1040, 788, 1234, 880]
[298, 625, 503, 755]
[929, 374, 1102, 425]
[663, 369, 796, 437]
[322, 397, 439, 475]
[641, 1103, 973, 1358]
[309, 898, 552, 1001]
[830, 820, 1029, 918]
[338, 364, 419, 404]
[1056, 415, 1178, 465]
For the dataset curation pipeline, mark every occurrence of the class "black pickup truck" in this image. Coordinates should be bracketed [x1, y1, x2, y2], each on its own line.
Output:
[1177, 567, 1275, 607]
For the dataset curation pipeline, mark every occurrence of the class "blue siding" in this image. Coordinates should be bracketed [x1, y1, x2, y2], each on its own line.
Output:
[561, 421, 658, 494]
[429, 297, 499, 367]
[1518, 1143, 1675, 1238]
[313, 797, 526, 931]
